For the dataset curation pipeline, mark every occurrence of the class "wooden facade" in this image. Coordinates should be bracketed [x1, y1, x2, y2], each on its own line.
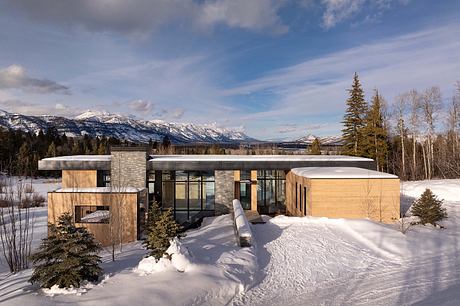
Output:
[286, 171, 400, 223]
[48, 191, 141, 246]
[62, 170, 97, 188]
[48, 170, 147, 246]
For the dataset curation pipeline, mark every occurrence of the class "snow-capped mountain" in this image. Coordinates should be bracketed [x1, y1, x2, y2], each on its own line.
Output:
[0, 109, 256, 144]
[294, 134, 343, 146]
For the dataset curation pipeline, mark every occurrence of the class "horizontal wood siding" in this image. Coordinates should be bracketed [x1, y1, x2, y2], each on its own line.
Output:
[62, 170, 97, 188]
[286, 171, 400, 223]
[48, 192, 138, 246]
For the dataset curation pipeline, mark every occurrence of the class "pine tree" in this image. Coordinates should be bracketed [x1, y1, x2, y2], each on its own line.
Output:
[46, 142, 56, 158]
[342, 73, 368, 156]
[144, 201, 161, 237]
[411, 188, 447, 226]
[310, 138, 322, 155]
[362, 90, 389, 171]
[144, 208, 182, 260]
[29, 212, 102, 288]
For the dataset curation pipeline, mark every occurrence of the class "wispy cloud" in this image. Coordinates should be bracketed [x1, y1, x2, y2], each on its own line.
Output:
[129, 99, 154, 113]
[0, 65, 70, 95]
[321, 0, 410, 29]
[224, 23, 460, 123]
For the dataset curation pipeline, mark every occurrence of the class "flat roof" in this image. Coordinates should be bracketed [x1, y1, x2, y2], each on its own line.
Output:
[148, 155, 374, 171]
[148, 155, 372, 162]
[54, 187, 144, 193]
[39, 155, 111, 170]
[38, 154, 375, 171]
[291, 167, 398, 179]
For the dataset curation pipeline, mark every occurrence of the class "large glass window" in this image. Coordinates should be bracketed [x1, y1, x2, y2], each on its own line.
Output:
[97, 171, 111, 187]
[150, 171, 215, 224]
[257, 170, 286, 214]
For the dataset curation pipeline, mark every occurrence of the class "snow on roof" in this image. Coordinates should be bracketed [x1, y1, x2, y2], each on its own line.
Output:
[149, 155, 373, 162]
[41, 155, 111, 162]
[80, 210, 110, 223]
[55, 187, 144, 193]
[291, 167, 398, 179]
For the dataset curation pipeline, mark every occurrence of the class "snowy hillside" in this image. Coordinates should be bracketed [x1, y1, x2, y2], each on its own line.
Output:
[0, 109, 255, 144]
[294, 134, 343, 146]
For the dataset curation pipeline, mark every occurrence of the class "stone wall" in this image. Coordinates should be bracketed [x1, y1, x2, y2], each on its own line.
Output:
[111, 149, 147, 189]
[215, 170, 235, 215]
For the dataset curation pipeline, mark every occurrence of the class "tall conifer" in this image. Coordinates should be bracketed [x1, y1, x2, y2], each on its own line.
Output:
[363, 90, 389, 171]
[342, 73, 368, 156]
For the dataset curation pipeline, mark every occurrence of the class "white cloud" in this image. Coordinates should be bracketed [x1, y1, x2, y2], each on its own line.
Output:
[0, 99, 81, 116]
[171, 107, 185, 119]
[129, 99, 154, 113]
[5, 0, 289, 35]
[224, 23, 460, 133]
[200, 0, 288, 34]
[0, 65, 70, 94]
[320, 0, 410, 29]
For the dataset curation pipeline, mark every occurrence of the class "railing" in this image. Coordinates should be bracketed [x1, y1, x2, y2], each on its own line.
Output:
[232, 199, 253, 247]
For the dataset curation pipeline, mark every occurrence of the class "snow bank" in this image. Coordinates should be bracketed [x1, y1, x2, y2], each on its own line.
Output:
[42, 285, 89, 297]
[232, 199, 253, 247]
[136, 238, 194, 275]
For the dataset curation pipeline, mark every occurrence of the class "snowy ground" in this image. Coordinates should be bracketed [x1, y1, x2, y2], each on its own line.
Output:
[0, 178, 459, 305]
[233, 179, 460, 306]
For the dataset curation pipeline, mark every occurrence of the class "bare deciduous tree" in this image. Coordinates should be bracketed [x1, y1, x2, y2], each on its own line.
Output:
[394, 94, 407, 179]
[422, 86, 443, 179]
[0, 177, 35, 273]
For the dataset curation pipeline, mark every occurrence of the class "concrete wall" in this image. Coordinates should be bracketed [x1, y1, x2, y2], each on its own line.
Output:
[48, 191, 139, 246]
[111, 149, 147, 189]
[215, 170, 235, 214]
[286, 171, 400, 223]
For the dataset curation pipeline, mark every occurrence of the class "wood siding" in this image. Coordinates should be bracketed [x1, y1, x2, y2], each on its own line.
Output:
[62, 170, 97, 188]
[48, 192, 138, 246]
[286, 171, 400, 223]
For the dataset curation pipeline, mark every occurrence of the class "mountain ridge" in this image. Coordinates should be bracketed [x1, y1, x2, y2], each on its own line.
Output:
[0, 109, 256, 144]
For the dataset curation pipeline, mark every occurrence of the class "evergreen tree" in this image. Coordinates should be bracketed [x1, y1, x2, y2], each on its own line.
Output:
[29, 213, 102, 288]
[411, 188, 447, 226]
[342, 73, 368, 156]
[309, 138, 322, 155]
[46, 142, 56, 158]
[362, 90, 389, 171]
[144, 208, 182, 260]
[144, 201, 161, 234]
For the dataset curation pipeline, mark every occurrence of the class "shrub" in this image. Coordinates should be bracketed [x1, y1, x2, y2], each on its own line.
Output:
[411, 188, 447, 226]
[143, 204, 182, 260]
[29, 212, 102, 288]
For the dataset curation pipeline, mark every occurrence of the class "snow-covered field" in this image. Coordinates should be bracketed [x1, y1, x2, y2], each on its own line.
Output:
[0, 178, 459, 306]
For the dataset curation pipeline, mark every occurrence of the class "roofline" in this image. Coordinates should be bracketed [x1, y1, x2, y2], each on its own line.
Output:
[38, 154, 376, 171]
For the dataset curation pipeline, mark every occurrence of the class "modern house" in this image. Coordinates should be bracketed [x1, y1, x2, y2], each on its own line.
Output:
[39, 147, 400, 245]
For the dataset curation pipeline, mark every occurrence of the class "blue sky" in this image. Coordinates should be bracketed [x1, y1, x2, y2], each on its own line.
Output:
[0, 0, 459, 140]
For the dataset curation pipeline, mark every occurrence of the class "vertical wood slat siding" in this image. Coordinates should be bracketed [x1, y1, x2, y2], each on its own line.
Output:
[62, 170, 97, 188]
[48, 192, 138, 246]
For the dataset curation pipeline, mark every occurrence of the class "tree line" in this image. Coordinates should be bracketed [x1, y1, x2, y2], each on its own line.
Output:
[0, 127, 124, 176]
[342, 73, 460, 180]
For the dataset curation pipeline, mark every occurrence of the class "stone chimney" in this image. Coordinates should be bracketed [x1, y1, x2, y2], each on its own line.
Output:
[110, 147, 148, 189]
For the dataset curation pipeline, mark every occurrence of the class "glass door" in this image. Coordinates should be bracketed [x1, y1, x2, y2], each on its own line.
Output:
[240, 180, 251, 210]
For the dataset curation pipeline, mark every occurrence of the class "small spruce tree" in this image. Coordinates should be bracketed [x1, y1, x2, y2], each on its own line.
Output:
[29, 212, 102, 288]
[411, 188, 447, 226]
[143, 201, 161, 237]
[144, 208, 182, 260]
[309, 138, 322, 155]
